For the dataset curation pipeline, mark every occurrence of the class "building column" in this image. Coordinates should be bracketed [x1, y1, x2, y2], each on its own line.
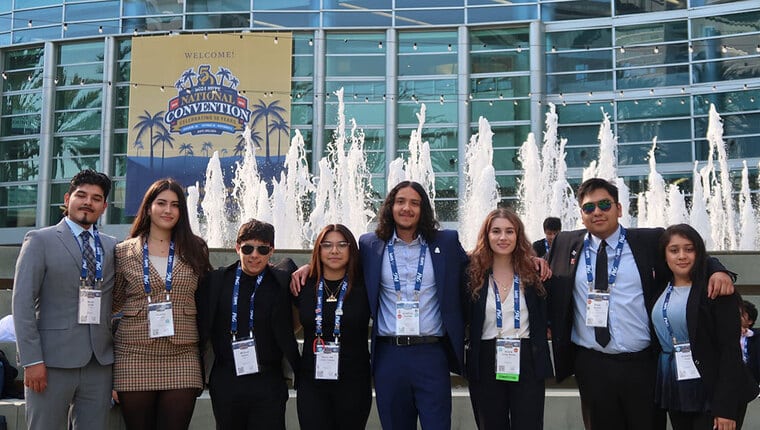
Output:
[36, 42, 57, 228]
[530, 20, 546, 141]
[101, 37, 117, 225]
[312, 29, 325, 164]
[457, 26, 470, 205]
[384, 28, 398, 190]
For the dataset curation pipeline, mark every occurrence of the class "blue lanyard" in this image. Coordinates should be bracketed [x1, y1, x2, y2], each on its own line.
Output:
[231, 263, 264, 340]
[583, 227, 627, 289]
[742, 336, 749, 363]
[492, 274, 521, 335]
[661, 282, 682, 345]
[387, 239, 428, 301]
[69, 225, 104, 282]
[544, 239, 550, 256]
[142, 239, 176, 301]
[315, 277, 349, 341]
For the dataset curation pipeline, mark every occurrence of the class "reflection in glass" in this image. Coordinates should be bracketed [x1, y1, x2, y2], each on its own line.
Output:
[541, 1, 611, 21]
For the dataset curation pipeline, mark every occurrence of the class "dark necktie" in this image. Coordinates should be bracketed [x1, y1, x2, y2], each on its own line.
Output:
[80, 231, 96, 285]
[595, 240, 611, 347]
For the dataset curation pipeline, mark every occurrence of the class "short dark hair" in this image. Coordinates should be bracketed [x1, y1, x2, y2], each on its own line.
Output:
[577, 178, 618, 204]
[237, 219, 274, 246]
[62, 170, 112, 216]
[543, 217, 561, 232]
[375, 181, 439, 242]
[743, 300, 758, 327]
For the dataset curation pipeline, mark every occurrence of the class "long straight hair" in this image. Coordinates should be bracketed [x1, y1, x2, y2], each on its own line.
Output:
[308, 224, 361, 297]
[467, 208, 544, 300]
[659, 223, 708, 287]
[129, 178, 212, 276]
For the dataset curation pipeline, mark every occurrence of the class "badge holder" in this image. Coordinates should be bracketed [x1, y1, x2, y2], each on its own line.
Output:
[148, 296, 175, 338]
[78, 280, 102, 325]
[495, 338, 521, 381]
[232, 336, 260, 376]
[396, 300, 420, 336]
[585, 291, 610, 327]
[674, 343, 701, 381]
[314, 337, 340, 380]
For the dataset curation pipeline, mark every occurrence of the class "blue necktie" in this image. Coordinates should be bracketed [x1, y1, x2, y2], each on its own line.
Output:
[80, 231, 96, 285]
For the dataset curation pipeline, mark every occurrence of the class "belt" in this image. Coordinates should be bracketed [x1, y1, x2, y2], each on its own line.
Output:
[376, 336, 443, 346]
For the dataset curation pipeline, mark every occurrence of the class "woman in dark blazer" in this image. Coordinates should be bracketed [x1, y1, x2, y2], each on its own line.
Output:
[294, 224, 371, 430]
[465, 208, 553, 429]
[651, 224, 758, 430]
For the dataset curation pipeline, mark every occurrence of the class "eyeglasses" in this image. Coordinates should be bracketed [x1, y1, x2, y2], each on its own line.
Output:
[581, 199, 614, 214]
[319, 241, 350, 251]
[240, 244, 272, 255]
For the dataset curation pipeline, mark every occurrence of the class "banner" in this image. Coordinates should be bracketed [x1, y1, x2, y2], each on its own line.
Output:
[125, 33, 292, 214]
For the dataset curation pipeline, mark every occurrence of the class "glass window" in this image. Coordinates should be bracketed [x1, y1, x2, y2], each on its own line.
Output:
[324, 102, 385, 126]
[13, 27, 62, 44]
[252, 12, 319, 28]
[55, 89, 103, 111]
[471, 51, 530, 73]
[0, 159, 40, 182]
[2, 93, 43, 115]
[322, 12, 392, 27]
[616, 21, 688, 45]
[326, 33, 385, 55]
[617, 119, 691, 142]
[557, 102, 613, 124]
[618, 141, 693, 165]
[471, 76, 530, 98]
[471, 100, 530, 122]
[260, 0, 321, 10]
[468, 5, 537, 23]
[186, 14, 250, 29]
[547, 50, 612, 73]
[691, 11, 760, 38]
[65, 1, 120, 20]
[65, 20, 119, 38]
[696, 136, 760, 160]
[692, 57, 760, 84]
[399, 31, 457, 54]
[617, 65, 690, 89]
[395, 9, 464, 26]
[14, 7, 62, 29]
[59, 41, 105, 64]
[399, 54, 457, 76]
[617, 98, 690, 120]
[541, 1, 611, 21]
[55, 111, 102, 132]
[1, 114, 41, 135]
[326, 56, 385, 76]
[546, 29, 612, 51]
[50, 156, 101, 180]
[546, 71, 613, 93]
[186, 0, 249, 12]
[398, 100, 458, 124]
[616, 44, 690, 67]
[490, 125, 532, 149]
[471, 27, 530, 51]
[55, 64, 105, 85]
[615, 0, 685, 15]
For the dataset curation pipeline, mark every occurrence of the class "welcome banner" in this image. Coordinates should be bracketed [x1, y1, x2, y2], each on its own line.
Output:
[125, 32, 292, 215]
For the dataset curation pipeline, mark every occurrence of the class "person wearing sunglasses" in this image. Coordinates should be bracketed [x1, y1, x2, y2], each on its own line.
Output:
[112, 178, 212, 430]
[293, 224, 371, 429]
[545, 177, 736, 430]
[197, 219, 299, 430]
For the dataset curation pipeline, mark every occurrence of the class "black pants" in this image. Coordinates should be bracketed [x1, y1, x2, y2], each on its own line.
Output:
[468, 339, 545, 430]
[296, 373, 372, 430]
[209, 365, 289, 430]
[574, 345, 664, 430]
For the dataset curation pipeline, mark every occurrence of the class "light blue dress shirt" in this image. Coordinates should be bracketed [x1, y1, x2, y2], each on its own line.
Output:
[65, 217, 97, 254]
[571, 225, 651, 353]
[376, 231, 444, 337]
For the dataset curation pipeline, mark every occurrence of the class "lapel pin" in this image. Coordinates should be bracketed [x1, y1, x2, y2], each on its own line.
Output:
[434, 247, 441, 254]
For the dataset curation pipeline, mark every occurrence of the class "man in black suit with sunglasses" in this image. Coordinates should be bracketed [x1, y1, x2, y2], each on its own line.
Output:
[546, 177, 735, 430]
[198, 219, 299, 429]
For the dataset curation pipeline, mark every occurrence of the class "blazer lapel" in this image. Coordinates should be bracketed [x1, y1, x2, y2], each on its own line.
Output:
[568, 231, 585, 278]
[365, 236, 386, 316]
[56, 220, 84, 268]
[429, 237, 446, 305]
[685, 282, 701, 343]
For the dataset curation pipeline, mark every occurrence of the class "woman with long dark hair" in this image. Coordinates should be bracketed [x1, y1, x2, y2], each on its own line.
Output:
[652, 224, 757, 430]
[294, 224, 371, 429]
[113, 178, 212, 430]
[465, 208, 552, 429]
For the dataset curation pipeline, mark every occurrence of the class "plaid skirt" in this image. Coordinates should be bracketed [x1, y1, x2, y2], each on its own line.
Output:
[113, 338, 203, 392]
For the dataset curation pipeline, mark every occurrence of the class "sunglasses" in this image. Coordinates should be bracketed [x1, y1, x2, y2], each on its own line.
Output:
[240, 244, 272, 255]
[319, 241, 350, 250]
[581, 199, 614, 214]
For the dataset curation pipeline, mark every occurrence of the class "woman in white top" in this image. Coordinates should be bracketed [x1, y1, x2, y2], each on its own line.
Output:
[465, 208, 553, 429]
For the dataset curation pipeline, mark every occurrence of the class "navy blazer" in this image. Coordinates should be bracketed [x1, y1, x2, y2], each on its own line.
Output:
[465, 277, 553, 382]
[359, 229, 469, 375]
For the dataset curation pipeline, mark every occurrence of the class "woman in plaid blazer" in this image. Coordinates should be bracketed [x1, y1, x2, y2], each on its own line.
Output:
[113, 178, 212, 430]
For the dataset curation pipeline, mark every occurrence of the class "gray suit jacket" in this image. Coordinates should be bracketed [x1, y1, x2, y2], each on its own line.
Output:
[12, 219, 116, 368]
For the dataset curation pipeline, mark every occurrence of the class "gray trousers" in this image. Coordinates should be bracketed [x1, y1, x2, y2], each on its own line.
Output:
[24, 357, 112, 430]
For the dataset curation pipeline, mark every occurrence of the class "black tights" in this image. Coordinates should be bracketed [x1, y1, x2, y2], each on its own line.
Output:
[118, 389, 198, 430]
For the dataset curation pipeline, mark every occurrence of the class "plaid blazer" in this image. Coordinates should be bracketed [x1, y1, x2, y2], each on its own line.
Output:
[114, 236, 201, 346]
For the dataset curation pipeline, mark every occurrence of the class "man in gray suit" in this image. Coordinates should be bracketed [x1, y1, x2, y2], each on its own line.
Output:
[12, 170, 116, 430]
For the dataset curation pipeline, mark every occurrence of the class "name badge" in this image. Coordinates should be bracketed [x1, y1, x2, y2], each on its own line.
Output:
[78, 288, 101, 324]
[396, 301, 420, 336]
[495, 338, 521, 381]
[585, 292, 610, 328]
[674, 343, 701, 381]
[315, 342, 340, 380]
[147, 301, 175, 338]
[232, 339, 259, 376]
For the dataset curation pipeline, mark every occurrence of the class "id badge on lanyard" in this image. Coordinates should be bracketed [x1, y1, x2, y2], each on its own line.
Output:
[585, 292, 610, 327]
[674, 343, 700, 380]
[315, 342, 340, 380]
[495, 338, 521, 381]
[148, 301, 175, 338]
[232, 339, 259, 376]
[78, 286, 102, 324]
[395, 301, 420, 335]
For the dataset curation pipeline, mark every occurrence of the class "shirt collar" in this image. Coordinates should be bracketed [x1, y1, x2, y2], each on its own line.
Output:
[65, 217, 94, 238]
[391, 229, 425, 246]
[588, 224, 621, 251]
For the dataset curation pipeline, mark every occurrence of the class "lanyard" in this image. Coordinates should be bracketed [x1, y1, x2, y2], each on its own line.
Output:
[544, 239, 550, 256]
[142, 239, 176, 302]
[69, 225, 104, 282]
[231, 263, 264, 340]
[662, 282, 683, 345]
[387, 240, 428, 301]
[492, 274, 521, 336]
[742, 336, 749, 363]
[583, 227, 627, 289]
[315, 277, 349, 341]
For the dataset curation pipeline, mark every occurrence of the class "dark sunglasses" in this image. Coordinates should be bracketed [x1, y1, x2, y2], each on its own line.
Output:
[581, 199, 614, 214]
[241, 244, 272, 255]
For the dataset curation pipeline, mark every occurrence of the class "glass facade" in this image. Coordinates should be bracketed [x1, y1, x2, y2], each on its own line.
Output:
[0, 0, 758, 242]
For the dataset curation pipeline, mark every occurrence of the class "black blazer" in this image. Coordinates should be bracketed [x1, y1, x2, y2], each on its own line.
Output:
[532, 239, 547, 258]
[546, 227, 667, 382]
[747, 334, 760, 385]
[678, 282, 758, 419]
[465, 276, 553, 382]
[197, 258, 299, 386]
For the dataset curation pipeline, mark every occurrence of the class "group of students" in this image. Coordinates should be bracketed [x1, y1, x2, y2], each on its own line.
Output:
[11, 169, 760, 430]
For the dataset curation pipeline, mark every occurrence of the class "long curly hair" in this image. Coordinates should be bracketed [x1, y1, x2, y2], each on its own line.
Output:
[129, 178, 212, 276]
[375, 181, 439, 242]
[466, 208, 544, 300]
[307, 224, 361, 297]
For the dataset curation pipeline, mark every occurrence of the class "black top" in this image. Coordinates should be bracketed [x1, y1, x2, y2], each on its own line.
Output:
[295, 277, 371, 380]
